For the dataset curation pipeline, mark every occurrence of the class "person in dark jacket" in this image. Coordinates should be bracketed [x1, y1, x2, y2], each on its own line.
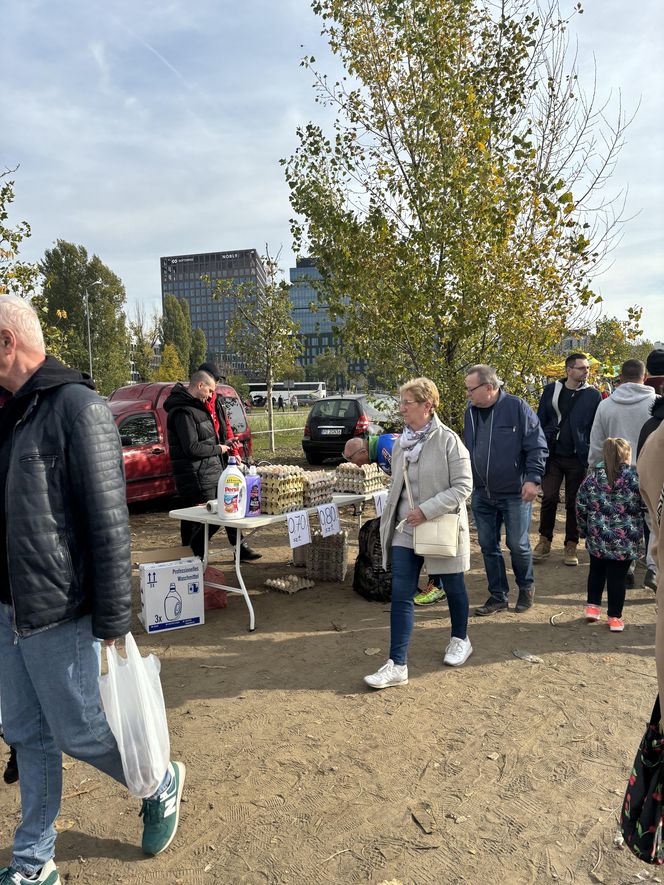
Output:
[0, 296, 184, 884]
[637, 393, 664, 592]
[463, 365, 548, 616]
[164, 371, 261, 561]
[644, 348, 664, 396]
[534, 353, 601, 567]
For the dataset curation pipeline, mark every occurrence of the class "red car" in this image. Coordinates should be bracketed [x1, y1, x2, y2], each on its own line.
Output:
[108, 381, 252, 504]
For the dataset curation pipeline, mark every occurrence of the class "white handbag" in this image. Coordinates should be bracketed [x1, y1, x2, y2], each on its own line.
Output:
[402, 457, 460, 557]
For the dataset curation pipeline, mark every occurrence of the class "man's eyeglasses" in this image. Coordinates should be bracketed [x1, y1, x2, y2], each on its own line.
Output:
[343, 449, 362, 462]
[465, 383, 486, 394]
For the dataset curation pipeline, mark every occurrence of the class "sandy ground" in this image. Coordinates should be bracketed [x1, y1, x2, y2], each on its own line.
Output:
[0, 498, 659, 885]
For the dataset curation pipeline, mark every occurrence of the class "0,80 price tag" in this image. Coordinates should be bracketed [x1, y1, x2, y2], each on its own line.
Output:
[373, 490, 388, 517]
[317, 503, 340, 537]
[287, 510, 311, 548]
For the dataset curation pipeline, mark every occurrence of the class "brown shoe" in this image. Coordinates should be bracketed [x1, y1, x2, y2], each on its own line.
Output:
[564, 542, 578, 567]
[532, 536, 551, 561]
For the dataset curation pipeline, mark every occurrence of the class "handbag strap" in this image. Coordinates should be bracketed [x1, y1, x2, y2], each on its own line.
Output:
[402, 455, 415, 510]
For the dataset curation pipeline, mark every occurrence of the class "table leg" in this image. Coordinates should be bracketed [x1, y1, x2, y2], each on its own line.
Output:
[235, 530, 256, 632]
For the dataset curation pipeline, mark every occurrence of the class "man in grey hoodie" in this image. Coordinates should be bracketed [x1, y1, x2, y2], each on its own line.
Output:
[588, 359, 656, 467]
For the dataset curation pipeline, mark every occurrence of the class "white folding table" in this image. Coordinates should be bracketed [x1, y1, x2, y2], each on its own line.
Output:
[169, 493, 371, 631]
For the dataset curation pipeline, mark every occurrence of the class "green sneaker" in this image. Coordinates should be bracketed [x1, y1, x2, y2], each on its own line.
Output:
[0, 859, 61, 884]
[140, 761, 186, 856]
[414, 581, 446, 606]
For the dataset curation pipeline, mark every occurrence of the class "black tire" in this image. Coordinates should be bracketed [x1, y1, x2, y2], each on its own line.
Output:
[305, 451, 324, 465]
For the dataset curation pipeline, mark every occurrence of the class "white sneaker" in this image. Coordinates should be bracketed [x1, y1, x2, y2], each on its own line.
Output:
[364, 659, 408, 689]
[443, 636, 473, 667]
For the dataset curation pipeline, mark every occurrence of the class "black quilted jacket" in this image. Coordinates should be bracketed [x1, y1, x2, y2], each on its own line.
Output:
[2, 358, 131, 639]
[164, 383, 223, 500]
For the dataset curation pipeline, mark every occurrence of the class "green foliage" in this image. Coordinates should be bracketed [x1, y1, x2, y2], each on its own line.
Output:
[0, 170, 71, 360]
[225, 371, 250, 402]
[284, 0, 627, 427]
[189, 327, 208, 375]
[156, 343, 186, 381]
[589, 312, 643, 371]
[40, 240, 130, 394]
[307, 348, 348, 389]
[162, 295, 192, 373]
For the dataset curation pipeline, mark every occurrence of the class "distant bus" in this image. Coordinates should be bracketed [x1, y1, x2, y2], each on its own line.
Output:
[247, 381, 326, 405]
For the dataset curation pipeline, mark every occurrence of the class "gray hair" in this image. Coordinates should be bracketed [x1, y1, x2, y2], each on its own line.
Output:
[0, 295, 45, 352]
[465, 364, 501, 389]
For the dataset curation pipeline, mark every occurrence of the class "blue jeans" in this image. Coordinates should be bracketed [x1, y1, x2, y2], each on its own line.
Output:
[390, 545, 469, 665]
[471, 490, 534, 602]
[0, 606, 169, 875]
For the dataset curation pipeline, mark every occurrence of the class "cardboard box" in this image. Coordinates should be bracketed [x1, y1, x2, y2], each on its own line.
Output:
[138, 558, 204, 634]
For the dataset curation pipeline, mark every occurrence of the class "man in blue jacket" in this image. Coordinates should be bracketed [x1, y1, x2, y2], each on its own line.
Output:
[535, 353, 601, 566]
[464, 365, 548, 615]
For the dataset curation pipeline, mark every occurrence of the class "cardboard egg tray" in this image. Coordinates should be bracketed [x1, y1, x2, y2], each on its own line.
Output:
[306, 530, 349, 582]
[256, 465, 305, 515]
[302, 470, 336, 507]
[334, 462, 386, 494]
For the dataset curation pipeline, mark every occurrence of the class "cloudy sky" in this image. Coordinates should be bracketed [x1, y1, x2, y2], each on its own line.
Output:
[2, 0, 663, 339]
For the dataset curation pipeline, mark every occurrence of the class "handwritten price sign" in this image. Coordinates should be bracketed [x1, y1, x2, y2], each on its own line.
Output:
[287, 510, 311, 548]
[373, 490, 388, 517]
[317, 503, 340, 537]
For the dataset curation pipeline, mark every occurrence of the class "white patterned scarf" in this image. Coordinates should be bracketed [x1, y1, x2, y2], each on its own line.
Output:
[399, 420, 433, 463]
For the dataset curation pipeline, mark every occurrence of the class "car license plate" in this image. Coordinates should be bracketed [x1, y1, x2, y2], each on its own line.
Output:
[321, 427, 343, 436]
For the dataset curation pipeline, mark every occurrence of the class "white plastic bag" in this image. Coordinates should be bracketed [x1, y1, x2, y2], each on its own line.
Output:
[98, 632, 170, 798]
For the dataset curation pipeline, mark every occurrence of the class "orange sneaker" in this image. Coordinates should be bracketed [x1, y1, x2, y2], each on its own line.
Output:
[607, 616, 624, 632]
[585, 604, 601, 621]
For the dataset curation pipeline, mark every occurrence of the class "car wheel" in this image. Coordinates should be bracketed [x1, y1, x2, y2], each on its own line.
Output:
[305, 451, 324, 465]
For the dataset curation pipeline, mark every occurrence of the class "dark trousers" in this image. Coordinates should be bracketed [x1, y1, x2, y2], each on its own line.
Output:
[587, 555, 631, 618]
[538, 453, 586, 543]
[178, 495, 238, 559]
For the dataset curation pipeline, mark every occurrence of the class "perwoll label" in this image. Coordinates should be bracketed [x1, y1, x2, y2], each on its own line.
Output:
[223, 475, 243, 514]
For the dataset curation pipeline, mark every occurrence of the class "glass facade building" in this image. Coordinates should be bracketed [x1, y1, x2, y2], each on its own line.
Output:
[289, 258, 338, 366]
[160, 249, 266, 375]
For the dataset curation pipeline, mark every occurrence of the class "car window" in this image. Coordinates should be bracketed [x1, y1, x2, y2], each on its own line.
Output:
[222, 396, 247, 434]
[310, 400, 360, 419]
[119, 414, 159, 446]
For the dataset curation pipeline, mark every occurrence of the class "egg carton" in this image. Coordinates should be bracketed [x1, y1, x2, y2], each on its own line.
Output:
[334, 462, 386, 494]
[306, 530, 349, 582]
[302, 470, 336, 507]
[261, 492, 304, 515]
[264, 575, 315, 594]
[255, 466, 305, 514]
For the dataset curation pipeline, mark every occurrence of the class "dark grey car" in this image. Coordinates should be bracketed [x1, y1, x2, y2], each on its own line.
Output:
[302, 395, 392, 464]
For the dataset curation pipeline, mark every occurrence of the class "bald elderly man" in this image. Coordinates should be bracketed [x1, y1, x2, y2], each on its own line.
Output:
[343, 432, 398, 475]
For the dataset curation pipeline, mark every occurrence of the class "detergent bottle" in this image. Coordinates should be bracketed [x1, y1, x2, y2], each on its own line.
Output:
[245, 466, 262, 516]
[217, 456, 246, 519]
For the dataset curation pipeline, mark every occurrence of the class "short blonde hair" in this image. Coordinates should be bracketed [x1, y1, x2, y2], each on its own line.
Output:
[0, 295, 45, 352]
[400, 377, 439, 415]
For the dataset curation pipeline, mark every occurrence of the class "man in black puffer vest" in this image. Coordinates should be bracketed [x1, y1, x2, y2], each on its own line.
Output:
[164, 370, 260, 561]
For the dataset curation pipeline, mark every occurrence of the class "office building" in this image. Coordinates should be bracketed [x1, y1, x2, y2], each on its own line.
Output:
[160, 249, 267, 374]
[289, 258, 338, 365]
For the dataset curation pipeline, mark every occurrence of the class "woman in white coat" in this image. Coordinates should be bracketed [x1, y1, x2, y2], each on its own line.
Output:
[365, 377, 473, 689]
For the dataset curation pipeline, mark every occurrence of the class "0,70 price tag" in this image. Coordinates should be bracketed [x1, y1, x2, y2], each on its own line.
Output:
[317, 503, 340, 537]
[373, 490, 388, 517]
[287, 510, 311, 549]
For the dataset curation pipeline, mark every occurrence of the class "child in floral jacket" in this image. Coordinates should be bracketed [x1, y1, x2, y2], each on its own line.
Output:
[576, 437, 644, 631]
